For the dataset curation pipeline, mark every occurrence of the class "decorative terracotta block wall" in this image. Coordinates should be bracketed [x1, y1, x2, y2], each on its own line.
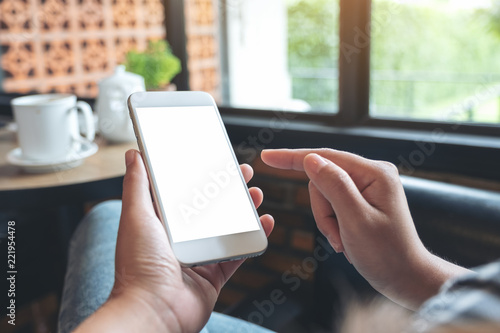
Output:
[0, 0, 220, 99]
[184, 0, 220, 100]
[0, 0, 166, 97]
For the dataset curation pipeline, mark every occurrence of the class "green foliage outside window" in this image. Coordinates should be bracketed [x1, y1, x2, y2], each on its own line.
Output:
[484, 0, 500, 38]
[287, 0, 500, 123]
[371, 1, 500, 122]
[287, 0, 339, 112]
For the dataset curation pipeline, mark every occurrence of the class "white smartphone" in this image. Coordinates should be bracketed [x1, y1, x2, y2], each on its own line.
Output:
[127, 91, 268, 266]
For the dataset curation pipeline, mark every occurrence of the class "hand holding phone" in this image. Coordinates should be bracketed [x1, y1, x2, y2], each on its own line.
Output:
[77, 149, 274, 333]
[128, 91, 268, 266]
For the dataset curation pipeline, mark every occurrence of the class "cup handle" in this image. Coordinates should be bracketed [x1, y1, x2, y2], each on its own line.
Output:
[76, 101, 96, 142]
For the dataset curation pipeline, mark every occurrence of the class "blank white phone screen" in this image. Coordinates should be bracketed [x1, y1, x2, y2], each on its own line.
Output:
[136, 106, 260, 243]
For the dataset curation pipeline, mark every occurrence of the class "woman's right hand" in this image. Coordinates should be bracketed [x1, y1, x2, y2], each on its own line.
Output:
[261, 148, 470, 310]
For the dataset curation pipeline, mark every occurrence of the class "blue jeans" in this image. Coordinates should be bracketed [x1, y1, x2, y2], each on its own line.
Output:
[58, 200, 273, 333]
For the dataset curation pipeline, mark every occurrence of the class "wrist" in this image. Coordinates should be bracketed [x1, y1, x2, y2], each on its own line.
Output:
[394, 246, 471, 311]
[420, 251, 472, 295]
[74, 287, 181, 333]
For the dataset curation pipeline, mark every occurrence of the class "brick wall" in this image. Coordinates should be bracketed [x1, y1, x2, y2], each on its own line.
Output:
[215, 153, 318, 314]
[0, 0, 221, 99]
[0, 0, 166, 96]
[184, 0, 221, 101]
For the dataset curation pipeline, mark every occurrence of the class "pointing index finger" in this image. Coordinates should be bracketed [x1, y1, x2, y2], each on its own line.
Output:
[261, 148, 385, 199]
[261, 148, 308, 170]
[261, 148, 373, 172]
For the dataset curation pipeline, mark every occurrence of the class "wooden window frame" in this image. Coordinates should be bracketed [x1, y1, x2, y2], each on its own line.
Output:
[165, 0, 500, 182]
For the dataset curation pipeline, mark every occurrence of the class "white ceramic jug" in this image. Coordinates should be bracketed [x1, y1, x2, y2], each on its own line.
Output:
[96, 65, 145, 142]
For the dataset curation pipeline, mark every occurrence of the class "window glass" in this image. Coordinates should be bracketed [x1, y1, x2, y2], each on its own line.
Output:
[370, 0, 500, 124]
[221, 0, 339, 112]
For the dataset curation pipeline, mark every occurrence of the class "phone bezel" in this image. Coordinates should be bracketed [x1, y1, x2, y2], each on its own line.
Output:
[127, 91, 268, 266]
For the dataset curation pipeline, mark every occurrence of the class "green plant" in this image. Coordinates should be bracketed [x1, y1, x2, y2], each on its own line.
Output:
[486, 0, 500, 39]
[124, 40, 181, 90]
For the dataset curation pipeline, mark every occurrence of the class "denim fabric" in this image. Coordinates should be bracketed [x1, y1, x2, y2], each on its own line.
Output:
[58, 200, 121, 333]
[58, 200, 273, 333]
[201, 313, 274, 333]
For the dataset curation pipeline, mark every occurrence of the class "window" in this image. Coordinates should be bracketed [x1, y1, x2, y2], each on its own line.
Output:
[213, 0, 500, 129]
[194, 0, 500, 182]
[370, 0, 500, 124]
[219, 0, 340, 113]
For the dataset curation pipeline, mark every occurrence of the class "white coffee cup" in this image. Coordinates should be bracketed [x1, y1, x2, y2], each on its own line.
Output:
[11, 94, 95, 162]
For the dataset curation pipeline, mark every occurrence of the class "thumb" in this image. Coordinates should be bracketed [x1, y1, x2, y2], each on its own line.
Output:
[121, 149, 157, 220]
[303, 153, 369, 222]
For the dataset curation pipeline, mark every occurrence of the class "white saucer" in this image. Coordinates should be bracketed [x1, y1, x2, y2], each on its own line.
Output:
[6, 140, 98, 173]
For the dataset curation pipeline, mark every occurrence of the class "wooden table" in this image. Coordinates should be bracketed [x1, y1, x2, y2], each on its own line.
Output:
[0, 129, 137, 209]
[0, 128, 138, 307]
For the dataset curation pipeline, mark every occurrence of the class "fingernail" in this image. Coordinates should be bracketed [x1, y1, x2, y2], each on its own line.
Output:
[308, 154, 328, 173]
[125, 150, 135, 167]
